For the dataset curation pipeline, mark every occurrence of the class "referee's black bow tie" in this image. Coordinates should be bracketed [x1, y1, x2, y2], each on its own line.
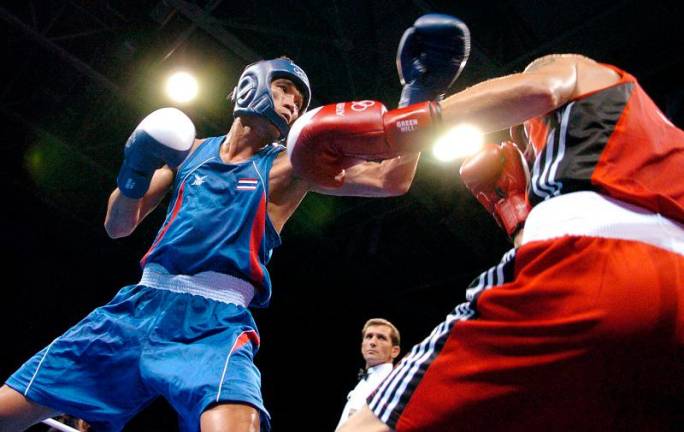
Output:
[357, 368, 368, 381]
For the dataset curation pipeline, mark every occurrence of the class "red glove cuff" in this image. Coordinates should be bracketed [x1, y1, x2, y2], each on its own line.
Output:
[383, 101, 441, 154]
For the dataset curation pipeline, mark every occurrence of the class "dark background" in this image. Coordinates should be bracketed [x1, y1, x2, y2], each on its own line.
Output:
[2, 0, 683, 430]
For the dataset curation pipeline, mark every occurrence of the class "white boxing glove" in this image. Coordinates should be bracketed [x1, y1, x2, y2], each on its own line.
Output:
[117, 108, 195, 198]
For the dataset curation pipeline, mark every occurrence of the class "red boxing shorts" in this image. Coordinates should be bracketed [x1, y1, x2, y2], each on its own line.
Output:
[369, 192, 684, 431]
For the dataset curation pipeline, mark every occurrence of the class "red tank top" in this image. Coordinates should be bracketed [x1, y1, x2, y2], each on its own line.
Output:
[523, 64, 684, 223]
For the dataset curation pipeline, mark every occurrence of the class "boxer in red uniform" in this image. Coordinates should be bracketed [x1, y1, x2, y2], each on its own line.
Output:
[288, 54, 684, 431]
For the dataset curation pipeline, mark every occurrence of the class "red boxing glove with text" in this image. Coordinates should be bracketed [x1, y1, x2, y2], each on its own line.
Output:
[459, 141, 531, 237]
[287, 100, 440, 187]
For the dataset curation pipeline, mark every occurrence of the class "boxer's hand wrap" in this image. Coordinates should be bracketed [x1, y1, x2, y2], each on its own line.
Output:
[287, 100, 441, 188]
[117, 108, 195, 199]
[459, 141, 531, 238]
[397, 13, 470, 107]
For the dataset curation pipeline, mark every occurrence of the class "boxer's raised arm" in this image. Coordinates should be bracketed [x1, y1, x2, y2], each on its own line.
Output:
[104, 108, 195, 238]
[105, 166, 175, 238]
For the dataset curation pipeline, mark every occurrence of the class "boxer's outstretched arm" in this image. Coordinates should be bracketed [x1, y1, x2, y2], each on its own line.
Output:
[439, 56, 578, 132]
[266, 150, 419, 233]
[439, 54, 620, 133]
[310, 152, 420, 197]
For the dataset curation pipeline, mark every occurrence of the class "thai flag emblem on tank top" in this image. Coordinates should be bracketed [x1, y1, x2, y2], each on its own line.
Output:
[237, 178, 258, 191]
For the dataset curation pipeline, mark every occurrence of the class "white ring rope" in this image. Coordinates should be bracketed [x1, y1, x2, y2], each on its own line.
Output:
[42, 418, 82, 432]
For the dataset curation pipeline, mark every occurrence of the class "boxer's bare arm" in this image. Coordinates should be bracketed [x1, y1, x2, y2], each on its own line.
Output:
[267, 153, 310, 233]
[104, 138, 203, 238]
[104, 166, 175, 238]
[267, 151, 420, 232]
[439, 54, 619, 133]
[309, 152, 420, 197]
[0, 385, 60, 431]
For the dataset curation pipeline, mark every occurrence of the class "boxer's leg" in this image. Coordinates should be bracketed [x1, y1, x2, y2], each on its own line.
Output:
[200, 403, 260, 432]
[0, 385, 59, 430]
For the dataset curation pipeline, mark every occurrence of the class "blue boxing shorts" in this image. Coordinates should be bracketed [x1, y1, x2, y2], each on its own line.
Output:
[5, 284, 269, 432]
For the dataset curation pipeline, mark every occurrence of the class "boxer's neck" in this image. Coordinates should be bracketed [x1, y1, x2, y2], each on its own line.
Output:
[221, 118, 278, 163]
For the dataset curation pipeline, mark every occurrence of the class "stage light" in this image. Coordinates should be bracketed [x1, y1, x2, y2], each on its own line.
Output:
[432, 124, 484, 162]
[165, 71, 198, 103]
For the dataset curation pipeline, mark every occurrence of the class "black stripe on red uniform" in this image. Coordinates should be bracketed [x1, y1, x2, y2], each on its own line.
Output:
[528, 83, 633, 207]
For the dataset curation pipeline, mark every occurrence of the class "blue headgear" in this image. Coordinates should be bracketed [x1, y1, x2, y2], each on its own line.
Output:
[231, 58, 311, 139]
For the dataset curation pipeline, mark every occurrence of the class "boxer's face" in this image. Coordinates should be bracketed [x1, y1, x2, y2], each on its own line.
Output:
[271, 78, 304, 126]
[361, 325, 399, 368]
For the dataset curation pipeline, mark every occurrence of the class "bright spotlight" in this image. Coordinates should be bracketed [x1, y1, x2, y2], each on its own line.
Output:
[432, 124, 484, 162]
[166, 71, 198, 103]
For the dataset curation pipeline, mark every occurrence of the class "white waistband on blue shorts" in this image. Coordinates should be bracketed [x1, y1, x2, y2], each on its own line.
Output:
[139, 263, 255, 307]
[522, 191, 684, 256]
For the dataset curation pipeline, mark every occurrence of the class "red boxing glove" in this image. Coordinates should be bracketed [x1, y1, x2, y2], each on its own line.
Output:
[459, 141, 531, 238]
[382, 101, 441, 153]
[287, 100, 440, 187]
[287, 100, 389, 188]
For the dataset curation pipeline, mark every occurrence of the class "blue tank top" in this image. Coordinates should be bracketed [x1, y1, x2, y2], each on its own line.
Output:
[140, 135, 283, 308]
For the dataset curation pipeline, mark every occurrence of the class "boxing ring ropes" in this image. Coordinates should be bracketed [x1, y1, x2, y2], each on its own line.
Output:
[42, 418, 81, 432]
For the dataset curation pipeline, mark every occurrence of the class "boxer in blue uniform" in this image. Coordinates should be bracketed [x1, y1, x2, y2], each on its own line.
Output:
[0, 15, 468, 430]
[0, 57, 425, 432]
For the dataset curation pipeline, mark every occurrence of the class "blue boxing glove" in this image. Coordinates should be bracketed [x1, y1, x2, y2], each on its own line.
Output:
[117, 107, 195, 198]
[397, 13, 470, 107]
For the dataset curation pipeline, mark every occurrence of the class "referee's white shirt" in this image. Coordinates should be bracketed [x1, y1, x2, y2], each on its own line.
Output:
[335, 362, 394, 430]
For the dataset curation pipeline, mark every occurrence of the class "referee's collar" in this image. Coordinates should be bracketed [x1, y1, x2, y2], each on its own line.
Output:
[367, 362, 393, 377]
